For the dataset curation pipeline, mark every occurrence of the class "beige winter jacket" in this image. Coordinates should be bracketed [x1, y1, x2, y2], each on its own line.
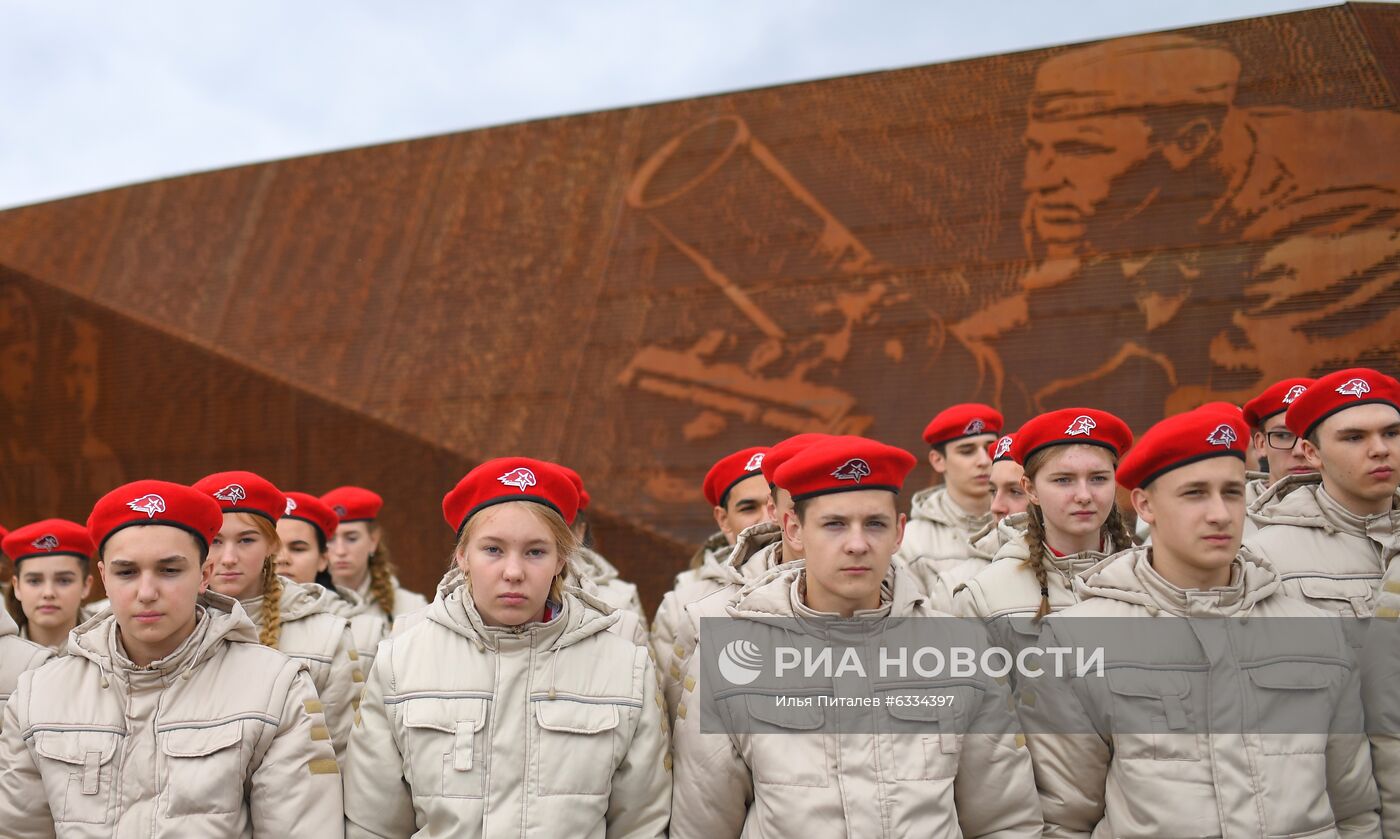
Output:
[1245, 470, 1268, 507]
[342, 577, 670, 839]
[897, 485, 995, 601]
[1243, 471, 1268, 537]
[952, 516, 1121, 674]
[967, 513, 1015, 561]
[1022, 547, 1380, 838]
[671, 561, 1042, 839]
[1245, 474, 1400, 617]
[1366, 563, 1400, 836]
[0, 591, 345, 838]
[651, 522, 791, 720]
[572, 547, 646, 621]
[0, 606, 52, 726]
[351, 574, 429, 623]
[328, 586, 389, 673]
[242, 578, 362, 760]
[682, 531, 730, 576]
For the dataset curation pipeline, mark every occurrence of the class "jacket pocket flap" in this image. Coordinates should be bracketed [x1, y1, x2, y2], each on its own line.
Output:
[1297, 577, 1375, 602]
[160, 721, 242, 758]
[1247, 662, 1334, 690]
[403, 697, 487, 734]
[743, 694, 824, 730]
[34, 730, 120, 765]
[534, 700, 619, 734]
[1105, 667, 1191, 699]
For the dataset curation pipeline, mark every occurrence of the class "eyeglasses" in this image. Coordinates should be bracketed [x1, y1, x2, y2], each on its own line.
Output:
[1265, 429, 1299, 450]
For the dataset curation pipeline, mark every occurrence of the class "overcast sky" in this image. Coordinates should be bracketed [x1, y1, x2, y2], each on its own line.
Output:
[1, 0, 1327, 209]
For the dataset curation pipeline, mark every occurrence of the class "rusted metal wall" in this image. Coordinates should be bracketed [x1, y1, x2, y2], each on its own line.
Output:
[0, 4, 1397, 610]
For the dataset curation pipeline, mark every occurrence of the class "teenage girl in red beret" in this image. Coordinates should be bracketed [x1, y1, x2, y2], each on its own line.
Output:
[3, 519, 95, 653]
[321, 486, 427, 628]
[343, 458, 670, 838]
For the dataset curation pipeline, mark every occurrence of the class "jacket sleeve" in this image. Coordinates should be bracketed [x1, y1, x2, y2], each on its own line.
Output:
[249, 665, 347, 838]
[1367, 600, 1400, 837]
[953, 634, 1044, 838]
[0, 671, 57, 839]
[1019, 623, 1109, 839]
[650, 590, 683, 718]
[321, 619, 363, 763]
[605, 647, 672, 839]
[670, 641, 752, 839]
[343, 647, 416, 839]
[951, 580, 984, 619]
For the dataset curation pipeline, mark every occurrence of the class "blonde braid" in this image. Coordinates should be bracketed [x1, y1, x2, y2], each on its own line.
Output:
[367, 525, 398, 622]
[1101, 505, 1135, 552]
[1024, 504, 1053, 622]
[259, 557, 283, 648]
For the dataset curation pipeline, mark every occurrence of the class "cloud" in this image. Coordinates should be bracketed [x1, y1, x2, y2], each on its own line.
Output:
[0, 0, 1316, 208]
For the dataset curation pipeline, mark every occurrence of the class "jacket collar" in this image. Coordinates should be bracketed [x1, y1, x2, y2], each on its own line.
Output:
[1075, 545, 1278, 617]
[70, 590, 259, 682]
[910, 485, 995, 532]
[727, 557, 926, 623]
[426, 566, 618, 652]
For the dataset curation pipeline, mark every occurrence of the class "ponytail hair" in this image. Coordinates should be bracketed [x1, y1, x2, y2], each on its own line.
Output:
[366, 523, 398, 623]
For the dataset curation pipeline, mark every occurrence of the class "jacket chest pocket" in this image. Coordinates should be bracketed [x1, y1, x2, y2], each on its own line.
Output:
[740, 693, 830, 787]
[1105, 668, 1201, 761]
[533, 699, 622, 796]
[1246, 661, 1337, 755]
[160, 721, 246, 816]
[32, 729, 121, 824]
[401, 698, 489, 799]
[1295, 579, 1376, 652]
[882, 688, 970, 781]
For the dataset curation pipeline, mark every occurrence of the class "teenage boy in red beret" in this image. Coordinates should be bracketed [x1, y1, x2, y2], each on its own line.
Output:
[671, 436, 1041, 839]
[675, 448, 774, 579]
[0, 480, 345, 836]
[898, 404, 1003, 602]
[1241, 377, 1315, 524]
[1023, 405, 1379, 837]
[654, 434, 827, 720]
[1245, 368, 1400, 615]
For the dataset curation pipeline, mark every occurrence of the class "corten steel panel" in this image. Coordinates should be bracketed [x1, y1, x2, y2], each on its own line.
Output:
[1, 5, 1399, 603]
[0, 268, 685, 606]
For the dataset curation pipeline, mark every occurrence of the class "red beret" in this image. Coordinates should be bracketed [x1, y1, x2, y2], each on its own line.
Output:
[281, 491, 339, 543]
[88, 480, 224, 552]
[320, 486, 383, 523]
[773, 436, 917, 502]
[1117, 406, 1249, 490]
[991, 432, 1017, 463]
[1012, 408, 1133, 465]
[443, 457, 580, 535]
[1242, 378, 1314, 428]
[1285, 368, 1400, 438]
[703, 447, 770, 508]
[558, 466, 589, 522]
[193, 471, 286, 524]
[922, 403, 1003, 447]
[3, 519, 95, 563]
[762, 433, 834, 487]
